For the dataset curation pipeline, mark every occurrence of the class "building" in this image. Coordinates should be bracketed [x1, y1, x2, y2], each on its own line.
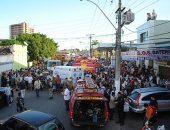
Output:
[10, 22, 34, 39]
[137, 19, 170, 79]
[0, 44, 28, 73]
[93, 42, 115, 58]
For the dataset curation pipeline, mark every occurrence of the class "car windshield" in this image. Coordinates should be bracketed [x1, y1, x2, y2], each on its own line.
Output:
[38, 119, 59, 130]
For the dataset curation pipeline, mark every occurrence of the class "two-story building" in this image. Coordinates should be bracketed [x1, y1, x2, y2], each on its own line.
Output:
[137, 20, 170, 79]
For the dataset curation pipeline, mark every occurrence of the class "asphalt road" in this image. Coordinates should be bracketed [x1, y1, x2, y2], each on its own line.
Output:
[0, 89, 170, 130]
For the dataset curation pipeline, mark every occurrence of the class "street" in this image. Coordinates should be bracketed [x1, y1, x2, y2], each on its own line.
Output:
[0, 89, 170, 130]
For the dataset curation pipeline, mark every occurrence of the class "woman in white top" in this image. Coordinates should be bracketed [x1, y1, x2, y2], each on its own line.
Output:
[34, 78, 41, 97]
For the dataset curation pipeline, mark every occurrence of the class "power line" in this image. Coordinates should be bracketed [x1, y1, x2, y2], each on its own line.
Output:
[123, 26, 136, 33]
[53, 33, 116, 40]
[135, 0, 160, 14]
[124, 0, 134, 7]
[92, 0, 108, 31]
[122, 31, 170, 43]
[87, 0, 99, 33]
[128, 0, 141, 9]
[131, 0, 147, 10]
[53, 24, 170, 41]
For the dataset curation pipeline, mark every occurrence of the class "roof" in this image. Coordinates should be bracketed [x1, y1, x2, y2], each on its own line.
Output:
[132, 87, 168, 93]
[13, 111, 56, 127]
[0, 46, 12, 55]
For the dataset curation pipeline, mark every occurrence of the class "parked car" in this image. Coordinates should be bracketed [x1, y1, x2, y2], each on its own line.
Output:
[0, 110, 65, 130]
[128, 87, 170, 113]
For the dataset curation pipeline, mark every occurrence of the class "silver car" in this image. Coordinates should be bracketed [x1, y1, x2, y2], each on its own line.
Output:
[128, 87, 170, 113]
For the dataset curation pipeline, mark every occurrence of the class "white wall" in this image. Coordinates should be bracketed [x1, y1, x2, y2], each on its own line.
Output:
[0, 63, 13, 73]
[153, 20, 170, 43]
[0, 54, 13, 73]
[12, 44, 27, 69]
[137, 20, 170, 49]
[0, 54, 13, 63]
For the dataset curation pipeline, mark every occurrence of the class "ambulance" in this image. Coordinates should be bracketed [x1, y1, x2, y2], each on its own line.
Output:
[53, 66, 84, 85]
[69, 77, 109, 126]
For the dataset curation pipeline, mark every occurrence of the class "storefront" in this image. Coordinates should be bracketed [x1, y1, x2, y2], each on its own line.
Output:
[155, 61, 170, 80]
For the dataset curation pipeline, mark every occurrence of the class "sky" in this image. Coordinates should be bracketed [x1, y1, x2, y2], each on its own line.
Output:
[0, 0, 170, 50]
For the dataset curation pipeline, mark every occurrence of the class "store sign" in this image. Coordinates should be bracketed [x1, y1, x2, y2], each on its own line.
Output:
[121, 49, 170, 61]
[122, 51, 137, 61]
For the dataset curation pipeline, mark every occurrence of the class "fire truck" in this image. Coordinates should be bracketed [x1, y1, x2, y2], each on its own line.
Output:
[69, 77, 109, 126]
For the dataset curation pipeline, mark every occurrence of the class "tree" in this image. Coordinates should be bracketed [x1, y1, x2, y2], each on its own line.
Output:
[0, 39, 24, 46]
[91, 40, 99, 46]
[16, 33, 58, 62]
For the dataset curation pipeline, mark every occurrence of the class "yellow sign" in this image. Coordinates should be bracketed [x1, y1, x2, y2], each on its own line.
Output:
[78, 96, 102, 100]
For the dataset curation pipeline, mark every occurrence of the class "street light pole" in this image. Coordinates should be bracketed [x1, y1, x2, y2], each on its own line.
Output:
[80, 0, 117, 30]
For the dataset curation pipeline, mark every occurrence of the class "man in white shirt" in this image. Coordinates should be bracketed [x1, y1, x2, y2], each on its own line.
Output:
[28, 74, 33, 91]
[5, 84, 11, 106]
[63, 86, 71, 111]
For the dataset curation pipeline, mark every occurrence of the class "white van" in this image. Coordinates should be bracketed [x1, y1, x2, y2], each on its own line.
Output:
[53, 66, 84, 85]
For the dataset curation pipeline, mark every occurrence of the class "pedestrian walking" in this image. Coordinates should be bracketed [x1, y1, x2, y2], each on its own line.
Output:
[5, 84, 11, 106]
[1, 72, 7, 87]
[28, 74, 33, 91]
[143, 96, 158, 126]
[34, 77, 41, 97]
[109, 91, 116, 120]
[63, 86, 71, 111]
[55, 75, 61, 93]
[48, 78, 53, 99]
[19, 78, 26, 98]
[116, 91, 125, 126]
[16, 92, 25, 112]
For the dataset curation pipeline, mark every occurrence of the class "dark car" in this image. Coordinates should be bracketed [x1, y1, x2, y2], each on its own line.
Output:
[0, 110, 65, 130]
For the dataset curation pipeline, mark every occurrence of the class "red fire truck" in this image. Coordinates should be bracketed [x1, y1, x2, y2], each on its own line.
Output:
[69, 77, 109, 127]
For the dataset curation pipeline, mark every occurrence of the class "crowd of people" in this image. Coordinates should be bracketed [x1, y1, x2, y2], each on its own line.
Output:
[0, 59, 169, 129]
[88, 60, 169, 127]
[0, 66, 69, 111]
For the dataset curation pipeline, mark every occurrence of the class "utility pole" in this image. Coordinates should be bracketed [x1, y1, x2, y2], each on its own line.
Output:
[81, 0, 134, 95]
[87, 34, 94, 58]
[115, 0, 122, 94]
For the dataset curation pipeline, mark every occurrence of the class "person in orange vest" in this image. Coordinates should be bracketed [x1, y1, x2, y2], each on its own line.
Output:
[143, 97, 158, 128]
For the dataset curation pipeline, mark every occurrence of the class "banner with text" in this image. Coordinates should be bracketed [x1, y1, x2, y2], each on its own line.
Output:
[121, 49, 170, 61]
